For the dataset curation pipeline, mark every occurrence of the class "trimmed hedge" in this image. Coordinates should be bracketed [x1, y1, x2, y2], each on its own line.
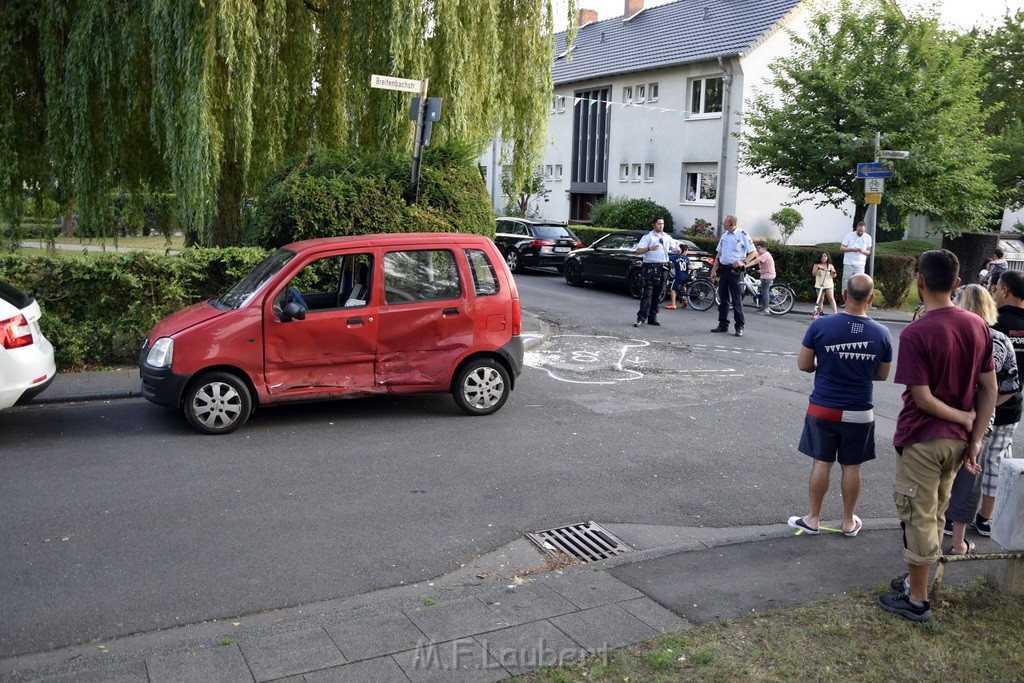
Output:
[588, 197, 675, 233]
[0, 249, 267, 370]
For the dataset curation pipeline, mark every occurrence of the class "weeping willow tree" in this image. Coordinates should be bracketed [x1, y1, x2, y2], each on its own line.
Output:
[0, 0, 575, 247]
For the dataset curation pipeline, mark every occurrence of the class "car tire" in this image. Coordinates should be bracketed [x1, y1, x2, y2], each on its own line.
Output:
[452, 358, 510, 416]
[628, 269, 643, 299]
[183, 371, 253, 435]
[506, 250, 522, 273]
[564, 259, 583, 286]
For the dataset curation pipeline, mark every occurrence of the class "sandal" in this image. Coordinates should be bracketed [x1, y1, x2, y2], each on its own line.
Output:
[843, 515, 863, 537]
[787, 516, 819, 534]
[947, 539, 975, 556]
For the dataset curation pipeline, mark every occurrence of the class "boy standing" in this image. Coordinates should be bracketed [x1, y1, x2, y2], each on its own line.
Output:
[666, 244, 692, 309]
[746, 241, 776, 315]
[878, 250, 997, 622]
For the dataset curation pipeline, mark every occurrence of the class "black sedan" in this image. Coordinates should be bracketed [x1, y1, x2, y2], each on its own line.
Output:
[494, 218, 583, 273]
[562, 231, 713, 298]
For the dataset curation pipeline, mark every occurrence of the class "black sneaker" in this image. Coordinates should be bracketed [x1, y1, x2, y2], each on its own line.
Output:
[634, 319, 645, 327]
[735, 327, 743, 337]
[973, 515, 992, 536]
[889, 572, 910, 593]
[878, 591, 932, 622]
[943, 520, 953, 536]
[648, 320, 661, 326]
[710, 326, 728, 333]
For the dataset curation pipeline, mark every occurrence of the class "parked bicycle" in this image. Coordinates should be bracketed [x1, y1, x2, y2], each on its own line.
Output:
[687, 269, 795, 315]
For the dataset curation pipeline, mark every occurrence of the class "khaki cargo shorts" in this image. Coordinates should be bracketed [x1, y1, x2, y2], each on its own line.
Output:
[893, 439, 965, 566]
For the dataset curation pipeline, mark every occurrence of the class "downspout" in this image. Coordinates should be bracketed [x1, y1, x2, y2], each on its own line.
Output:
[717, 56, 734, 235]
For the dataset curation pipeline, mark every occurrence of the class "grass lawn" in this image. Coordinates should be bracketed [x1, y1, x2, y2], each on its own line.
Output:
[516, 580, 1024, 682]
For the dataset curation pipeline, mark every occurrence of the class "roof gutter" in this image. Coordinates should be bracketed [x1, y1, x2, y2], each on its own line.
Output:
[717, 55, 734, 235]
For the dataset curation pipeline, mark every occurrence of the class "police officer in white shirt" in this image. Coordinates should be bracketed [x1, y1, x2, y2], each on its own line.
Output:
[710, 214, 756, 337]
[633, 216, 678, 327]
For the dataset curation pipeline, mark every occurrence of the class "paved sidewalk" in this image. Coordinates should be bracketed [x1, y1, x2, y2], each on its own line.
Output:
[0, 522, 1000, 682]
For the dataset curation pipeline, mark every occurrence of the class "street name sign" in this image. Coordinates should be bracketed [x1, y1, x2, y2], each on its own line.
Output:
[370, 74, 423, 93]
[879, 150, 910, 160]
[856, 162, 893, 178]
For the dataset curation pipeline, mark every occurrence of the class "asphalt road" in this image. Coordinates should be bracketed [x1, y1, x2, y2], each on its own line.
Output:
[0, 268, 913, 659]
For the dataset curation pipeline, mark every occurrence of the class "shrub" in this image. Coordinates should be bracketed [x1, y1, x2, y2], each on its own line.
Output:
[872, 254, 916, 308]
[0, 248, 267, 370]
[588, 197, 674, 232]
[769, 207, 803, 245]
[681, 218, 715, 239]
[248, 143, 493, 249]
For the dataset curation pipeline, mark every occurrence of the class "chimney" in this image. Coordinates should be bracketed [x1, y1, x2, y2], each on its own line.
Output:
[624, 0, 644, 20]
[578, 8, 598, 25]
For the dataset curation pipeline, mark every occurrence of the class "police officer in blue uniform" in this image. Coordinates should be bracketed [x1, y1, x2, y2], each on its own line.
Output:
[633, 216, 678, 327]
[710, 214, 756, 337]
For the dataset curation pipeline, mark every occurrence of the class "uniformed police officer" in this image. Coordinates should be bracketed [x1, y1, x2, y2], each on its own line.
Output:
[710, 214, 756, 337]
[633, 216, 678, 327]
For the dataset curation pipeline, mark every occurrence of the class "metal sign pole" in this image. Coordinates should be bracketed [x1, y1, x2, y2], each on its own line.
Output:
[410, 79, 429, 205]
[867, 131, 880, 279]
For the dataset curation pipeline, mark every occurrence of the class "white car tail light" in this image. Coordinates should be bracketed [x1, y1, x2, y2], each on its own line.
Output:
[1, 314, 33, 350]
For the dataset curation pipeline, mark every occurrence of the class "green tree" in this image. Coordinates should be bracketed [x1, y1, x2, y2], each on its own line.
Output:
[739, 0, 999, 236]
[500, 168, 550, 217]
[0, 0, 576, 248]
[969, 11, 1024, 209]
[769, 207, 802, 245]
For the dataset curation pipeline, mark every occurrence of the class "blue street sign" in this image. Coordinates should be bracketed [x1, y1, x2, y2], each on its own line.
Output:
[857, 162, 894, 178]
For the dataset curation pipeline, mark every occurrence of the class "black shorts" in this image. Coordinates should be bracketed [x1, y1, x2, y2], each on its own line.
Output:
[798, 414, 876, 466]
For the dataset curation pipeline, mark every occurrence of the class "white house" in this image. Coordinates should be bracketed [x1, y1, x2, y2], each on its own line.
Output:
[480, 0, 854, 243]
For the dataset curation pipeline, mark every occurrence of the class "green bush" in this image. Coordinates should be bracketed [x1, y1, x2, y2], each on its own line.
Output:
[872, 254, 917, 308]
[769, 207, 803, 245]
[248, 144, 493, 249]
[588, 197, 674, 233]
[0, 248, 267, 370]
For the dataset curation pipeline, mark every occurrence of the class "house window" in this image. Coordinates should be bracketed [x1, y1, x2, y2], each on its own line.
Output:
[544, 165, 553, 180]
[648, 83, 659, 102]
[553, 165, 563, 181]
[644, 164, 655, 182]
[619, 164, 630, 181]
[623, 86, 633, 104]
[690, 76, 723, 115]
[632, 164, 642, 182]
[636, 84, 646, 103]
[683, 167, 719, 203]
[552, 95, 566, 114]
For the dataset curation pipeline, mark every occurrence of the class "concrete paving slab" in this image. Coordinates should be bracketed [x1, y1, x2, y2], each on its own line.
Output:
[608, 529, 911, 624]
[323, 611, 428, 662]
[478, 584, 579, 626]
[474, 620, 584, 677]
[542, 569, 644, 609]
[238, 627, 345, 682]
[304, 656, 411, 682]
[617, 596, 692, 633]
[50, 660, 148, 682]
[392, 639, 508, 682]
[549, 603, 660, 654]
[403, 597, 508, 643]
[147, 643, 253, 682]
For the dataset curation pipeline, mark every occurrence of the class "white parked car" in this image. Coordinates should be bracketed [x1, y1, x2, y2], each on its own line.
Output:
[0, 280, 56, 410]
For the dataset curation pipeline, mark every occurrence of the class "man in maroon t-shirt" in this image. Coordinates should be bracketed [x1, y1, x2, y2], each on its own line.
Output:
[878, 250, 996, 622]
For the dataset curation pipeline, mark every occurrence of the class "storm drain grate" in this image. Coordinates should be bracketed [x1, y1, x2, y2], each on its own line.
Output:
[526, 521, 632, 563]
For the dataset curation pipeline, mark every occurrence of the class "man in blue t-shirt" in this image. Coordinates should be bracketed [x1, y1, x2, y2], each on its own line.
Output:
[787, 273, 892, 538]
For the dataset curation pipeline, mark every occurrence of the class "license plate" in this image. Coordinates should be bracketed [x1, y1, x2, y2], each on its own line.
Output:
[554, 247, 569, 253]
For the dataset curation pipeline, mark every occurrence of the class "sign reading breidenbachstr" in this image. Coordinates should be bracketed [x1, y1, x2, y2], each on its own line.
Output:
[370, 74, 423, 93]
[856, 162, 893, 178]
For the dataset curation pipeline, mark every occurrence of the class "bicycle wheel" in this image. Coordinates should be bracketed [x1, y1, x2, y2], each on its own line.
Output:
[687, 278, 716, 311]
[768, 284, 795, 315]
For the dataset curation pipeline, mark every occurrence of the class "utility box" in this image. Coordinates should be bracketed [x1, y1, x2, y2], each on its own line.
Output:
[992, 458, 1024, 551]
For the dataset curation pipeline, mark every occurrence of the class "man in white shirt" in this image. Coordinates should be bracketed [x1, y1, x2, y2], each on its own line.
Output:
[840, 221, 873, 297]
[633, 216, 679, 327]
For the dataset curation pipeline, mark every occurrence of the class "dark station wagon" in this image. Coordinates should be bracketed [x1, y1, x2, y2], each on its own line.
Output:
[493, 218, 583, 274]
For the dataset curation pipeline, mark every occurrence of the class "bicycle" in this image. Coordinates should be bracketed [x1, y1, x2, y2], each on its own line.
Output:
[689, 269, 795, 315]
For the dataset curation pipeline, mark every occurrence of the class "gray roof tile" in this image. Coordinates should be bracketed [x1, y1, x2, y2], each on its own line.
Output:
[553, 0, 801, 85]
